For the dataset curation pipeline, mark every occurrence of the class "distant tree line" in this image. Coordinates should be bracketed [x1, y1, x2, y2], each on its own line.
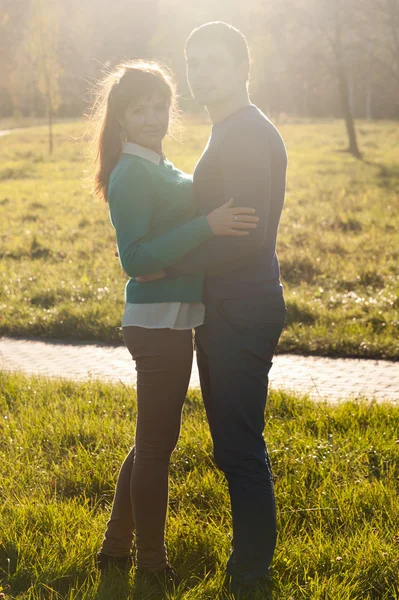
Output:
[1, 0, 398, 124]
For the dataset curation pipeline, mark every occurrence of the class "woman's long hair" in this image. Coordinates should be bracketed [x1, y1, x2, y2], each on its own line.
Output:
[88, 60, 177, 202]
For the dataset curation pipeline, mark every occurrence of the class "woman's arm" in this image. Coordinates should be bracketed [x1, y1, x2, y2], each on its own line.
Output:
[108, 163, 214, 278]
[109, 164, 259, 279]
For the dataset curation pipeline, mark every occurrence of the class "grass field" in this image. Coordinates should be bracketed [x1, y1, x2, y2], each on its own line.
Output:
[0, 371, 398, 599]
[0, 119, 398, 358]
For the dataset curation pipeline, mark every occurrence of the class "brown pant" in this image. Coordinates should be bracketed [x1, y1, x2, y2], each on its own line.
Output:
[100, 326, 193, 570]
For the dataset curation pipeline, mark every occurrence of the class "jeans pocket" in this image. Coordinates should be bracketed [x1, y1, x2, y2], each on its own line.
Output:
[219, 295, 287, 333]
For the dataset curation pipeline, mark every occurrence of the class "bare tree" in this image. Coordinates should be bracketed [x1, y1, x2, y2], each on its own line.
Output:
[27, 0, 62, 153]
[360, 0, 399, 84]
[328, 2, 362, 158]
[284, 0, 362, 157]
[1, 0, 398, 121]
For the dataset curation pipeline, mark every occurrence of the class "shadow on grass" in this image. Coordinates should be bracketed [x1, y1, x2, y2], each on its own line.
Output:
[95, 571, 132, 599]
[1, 570, 92, 599]
[2, 567, 133, 600]
[377, 163, 399, 189]
[285, 299, 316, 325]
[335, 147, 362, 160]
[279, 256, 320, 285]
[362, 160, 399, 189]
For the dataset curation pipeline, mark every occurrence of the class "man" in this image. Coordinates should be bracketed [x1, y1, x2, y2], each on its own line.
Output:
[138, 21, 287, 594]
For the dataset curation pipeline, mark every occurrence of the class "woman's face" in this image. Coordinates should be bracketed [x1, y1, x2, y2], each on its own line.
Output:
[121, 92, 170, 153]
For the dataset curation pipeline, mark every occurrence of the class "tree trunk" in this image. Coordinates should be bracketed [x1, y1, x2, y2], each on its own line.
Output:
[48, 98, 53, 154]
[337, 63, 362, 158]
[366, 79, 373, 120]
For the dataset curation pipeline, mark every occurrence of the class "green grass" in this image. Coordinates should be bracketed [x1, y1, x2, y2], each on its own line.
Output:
[0, 371, 398, 599]
[0, 119, 398, 358]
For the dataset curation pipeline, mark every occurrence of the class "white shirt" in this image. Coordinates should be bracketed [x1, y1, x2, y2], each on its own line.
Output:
[120, 142, 205, 330]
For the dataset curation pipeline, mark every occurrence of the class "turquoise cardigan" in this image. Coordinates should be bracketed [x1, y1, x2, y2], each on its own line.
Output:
[108, 153, 212, 304]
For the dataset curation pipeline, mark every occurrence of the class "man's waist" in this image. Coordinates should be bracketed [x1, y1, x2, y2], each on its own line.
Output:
[204, 254, 281, 294]
[204, 276, 282, 301]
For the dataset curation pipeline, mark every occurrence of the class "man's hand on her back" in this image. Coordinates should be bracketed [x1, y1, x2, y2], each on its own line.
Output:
[136, 270, 167, 283]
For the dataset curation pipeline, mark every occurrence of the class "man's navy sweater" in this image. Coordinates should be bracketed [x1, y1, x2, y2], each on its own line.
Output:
[169, 104, 287, 300]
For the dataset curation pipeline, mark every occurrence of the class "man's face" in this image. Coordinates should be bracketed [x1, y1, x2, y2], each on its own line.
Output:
[121, 92, 170, 152]
[186, 40, 247, 106]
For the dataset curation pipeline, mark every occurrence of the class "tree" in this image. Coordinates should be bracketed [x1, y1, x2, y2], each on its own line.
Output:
[0, 1, 31, 116]
[26, 0, 62, 153]
[360, 0, 399, 84]
[1, 0, 398, 121]
[280, 0, 362, 157]
[327, 1, 362, 158]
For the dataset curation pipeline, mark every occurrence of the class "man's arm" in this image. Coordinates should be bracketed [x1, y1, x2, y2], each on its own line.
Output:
[166, 120, 273, 276]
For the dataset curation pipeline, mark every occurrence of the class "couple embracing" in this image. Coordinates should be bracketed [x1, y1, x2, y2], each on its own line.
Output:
[92, 21, 287, 597]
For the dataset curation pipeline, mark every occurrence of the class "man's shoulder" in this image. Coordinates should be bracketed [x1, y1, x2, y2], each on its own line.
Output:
[224, 106, 283, 144]
[220, 106, 286, 160]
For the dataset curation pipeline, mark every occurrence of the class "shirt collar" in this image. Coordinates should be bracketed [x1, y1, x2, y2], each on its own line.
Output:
[122, 142, 162, 166]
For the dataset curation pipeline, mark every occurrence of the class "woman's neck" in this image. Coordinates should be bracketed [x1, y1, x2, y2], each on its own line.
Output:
[127, 140, 163, 156]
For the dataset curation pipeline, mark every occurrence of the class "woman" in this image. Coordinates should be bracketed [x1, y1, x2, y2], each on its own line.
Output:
[90, 60, 258, 584]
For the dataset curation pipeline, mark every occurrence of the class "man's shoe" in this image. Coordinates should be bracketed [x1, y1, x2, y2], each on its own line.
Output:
[135, 563, 181, 590]
[95, 551, 133, 573]
[224, 573, 273, 598]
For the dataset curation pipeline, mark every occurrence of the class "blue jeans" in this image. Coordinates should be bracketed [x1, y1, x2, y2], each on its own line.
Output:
[195, 290, 286, 582]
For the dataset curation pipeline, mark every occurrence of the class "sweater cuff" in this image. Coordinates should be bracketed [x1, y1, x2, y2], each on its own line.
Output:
[165, 266, 179, 279]
[189, 215, 213, 243]
[164, 216, 212, 279]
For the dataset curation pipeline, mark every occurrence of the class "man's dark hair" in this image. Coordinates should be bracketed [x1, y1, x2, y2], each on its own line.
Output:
[185, 21, 250, 78]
